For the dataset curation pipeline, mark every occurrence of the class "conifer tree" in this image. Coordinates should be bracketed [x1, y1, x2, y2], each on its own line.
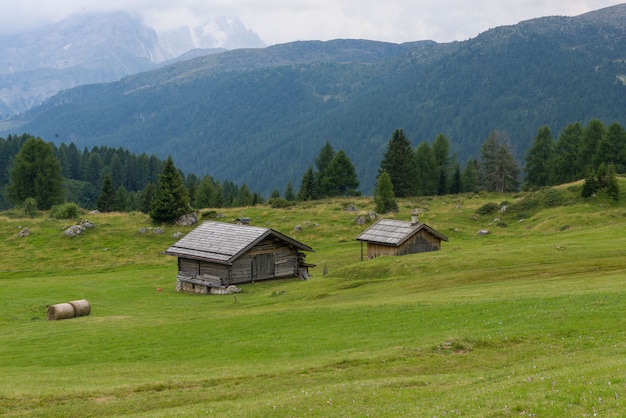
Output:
[415, 141, 437, 195]
[284, 181, 296, 201]
[96, 174, 118, 212]
[480, 131, 520, 192]
[325, 150, 360, 196]
[150, 156, 191, 223]
[378, 129, 418, 197]
[524, 126, 555, 188]
[374, 172, 398, 213]
[297, 167, 316, 201]
[7, 136, 64, 210]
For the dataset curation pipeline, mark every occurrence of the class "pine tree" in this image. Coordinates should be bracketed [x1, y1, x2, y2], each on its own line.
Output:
[7, 136, 65, 210]
[297, 167, 316, 201]
[415, 141, 437, 195]
[314, 142, 335, 198]
[480, 131, 520, 192]
[433, 134, 451, 195]
[579, 119, 606, 175]
[374, 172, 398, 213]
[96, 174, 118, 212]
[461, 159, 479, 193]
[284, 181, 296, 201]
[378, 129, 418, 197]
[554, 122, 583, 184]
[449, 163, 462, 194]
[524, 125, 555, 188]
[150, 156, 191, 223]
[325, 150, 360, 196]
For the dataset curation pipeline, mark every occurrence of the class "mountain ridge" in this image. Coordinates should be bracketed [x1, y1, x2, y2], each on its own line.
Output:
[4, 4, 626, 196]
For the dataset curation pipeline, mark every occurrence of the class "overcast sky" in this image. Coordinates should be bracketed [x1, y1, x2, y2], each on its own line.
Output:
[2, 1, 622, 45]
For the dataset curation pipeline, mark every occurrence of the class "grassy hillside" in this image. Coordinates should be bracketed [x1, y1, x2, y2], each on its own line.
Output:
[1, 184, 626, 416]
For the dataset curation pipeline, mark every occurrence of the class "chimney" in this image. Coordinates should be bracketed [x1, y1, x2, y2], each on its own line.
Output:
[411, 209, 420, 225]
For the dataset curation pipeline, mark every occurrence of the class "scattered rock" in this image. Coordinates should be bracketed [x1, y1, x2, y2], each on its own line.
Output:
[18, 227, 30, 238]
[80, 219, 95, 228]
[89, 210, 101, 214]
[478, 229, 490, 236]
[175, 213, 198, 226]
[64, 225, 85, 237]
[138, 228, 147, 234]
[344, 203, 358, 212]
[294, 224, 302, 232]
[153, 227, 164, 234]
[172, 231, 183, 238]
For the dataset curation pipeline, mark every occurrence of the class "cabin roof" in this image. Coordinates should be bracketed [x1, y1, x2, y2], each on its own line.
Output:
[355, 218, 448, 247]
[165, 221, 313, 265]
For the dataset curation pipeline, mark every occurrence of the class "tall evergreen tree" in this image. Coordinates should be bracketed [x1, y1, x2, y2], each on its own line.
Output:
[524, 125, 555, 188]
[579, 119, 606, 175]
[433, 134, 451, 195]
[449, 163, 462, 194]
[596, 122, 626, 172]
[374, 171, 398, 213]
[314, 141, 335, 198]
[194, 176, 216, 209]
[461, 159, 479, 193]
[7, 136, 64, 210]
[480, 131, 520, 192]
[284, 181, 296, 201]
[553, 122, 583, 184]
[378, 129, 418, 197]
[96, 174, 118, 212]
[325, 150, 360, 196]
[150, 156, 191, 223]
[415, 141, 437, 196]
[297, 167, 316, 201]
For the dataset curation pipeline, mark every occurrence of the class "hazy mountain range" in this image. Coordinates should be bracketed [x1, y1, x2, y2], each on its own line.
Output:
[0, 11, 264, 116]
[3, 4, 626, 196]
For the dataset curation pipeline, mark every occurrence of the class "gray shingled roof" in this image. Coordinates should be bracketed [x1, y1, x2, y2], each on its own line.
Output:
[355, 218, 448, 247]
[165, 221, 313, 265]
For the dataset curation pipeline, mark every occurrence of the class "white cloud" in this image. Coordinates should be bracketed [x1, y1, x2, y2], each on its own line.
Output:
[0, 0, 620, 45]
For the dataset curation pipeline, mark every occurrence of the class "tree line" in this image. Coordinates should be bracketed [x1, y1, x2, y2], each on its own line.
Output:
[0, 134, 265, 218]
[3, 118, 623, 222]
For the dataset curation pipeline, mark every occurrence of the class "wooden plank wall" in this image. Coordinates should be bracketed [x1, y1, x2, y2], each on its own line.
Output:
[366, 230, 441, 258]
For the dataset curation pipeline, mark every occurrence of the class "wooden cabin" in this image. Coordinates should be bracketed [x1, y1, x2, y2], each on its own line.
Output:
[166, 221, 314, 294]
[356, 217, 448, 260]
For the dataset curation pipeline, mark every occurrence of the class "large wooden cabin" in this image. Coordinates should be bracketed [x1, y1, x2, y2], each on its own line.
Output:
[166, 221, 314, 294]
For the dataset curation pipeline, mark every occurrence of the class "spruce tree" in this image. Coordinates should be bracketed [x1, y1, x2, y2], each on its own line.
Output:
[96, 174, 118, 212]
[7, 136, 64, 210]
[150, 156, 191, 223]
[379, 129, 418, 197]
[374, 172, 398, 213]
[480, 131, 520, 193]
[325, 150, 360, 196]
[297, 167, 316, 201]
[524, 126, 555, 188]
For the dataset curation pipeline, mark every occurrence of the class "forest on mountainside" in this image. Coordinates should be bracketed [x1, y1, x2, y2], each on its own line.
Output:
[4, 5, 626, 195]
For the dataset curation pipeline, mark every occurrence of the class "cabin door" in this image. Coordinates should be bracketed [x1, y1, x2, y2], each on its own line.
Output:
[251, 253, 275, 280]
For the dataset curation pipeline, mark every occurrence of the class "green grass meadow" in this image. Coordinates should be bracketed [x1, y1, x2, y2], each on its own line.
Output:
[1, 185, 626, 416]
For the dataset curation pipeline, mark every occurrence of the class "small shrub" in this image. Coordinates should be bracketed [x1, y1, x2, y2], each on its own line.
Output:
[201, 210, 218, 219]
[49, 202, 81, 219]
[23, 197, 38, 218]
[541, 188, 567, 208]
[476, 202, 500, 215]
[268, 197, 296, 209]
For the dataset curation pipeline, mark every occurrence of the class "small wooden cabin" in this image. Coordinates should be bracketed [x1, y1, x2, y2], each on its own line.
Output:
[356, 217, 448, 260]
[166, 221, 314, 294]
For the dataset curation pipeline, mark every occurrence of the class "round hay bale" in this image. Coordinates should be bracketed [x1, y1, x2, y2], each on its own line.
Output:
[47, 303, 76, 320]
[68, 299, 91, 317]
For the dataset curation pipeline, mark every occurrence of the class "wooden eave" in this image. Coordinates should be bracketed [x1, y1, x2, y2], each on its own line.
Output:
[165, 221, 314, 266]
